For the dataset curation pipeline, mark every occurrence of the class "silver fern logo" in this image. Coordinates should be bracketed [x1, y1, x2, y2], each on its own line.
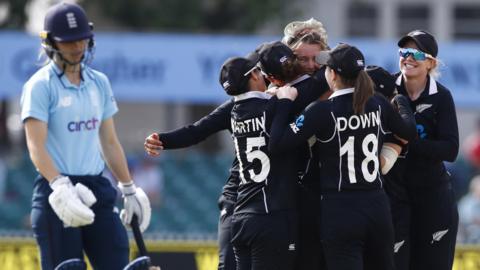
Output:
[394, 240, 405, 253]
[431, 229, 449, 244]
[416, 104, 432, 113]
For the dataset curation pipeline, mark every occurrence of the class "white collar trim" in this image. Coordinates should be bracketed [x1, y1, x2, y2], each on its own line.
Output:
[286, 74, 310, 86]
[328, 88, 354, 99]
[395, 74, 438, 95]
[428, 76, 438, 95]
[234, 91, 272, 102]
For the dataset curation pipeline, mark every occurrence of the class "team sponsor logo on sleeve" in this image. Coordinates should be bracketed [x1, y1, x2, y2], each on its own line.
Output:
[416, 124, 427, 139]
[290, 115, 304, 134]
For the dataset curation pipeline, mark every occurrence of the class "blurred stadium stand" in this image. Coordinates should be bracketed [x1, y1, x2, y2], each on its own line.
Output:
[0, 151, 229, 239]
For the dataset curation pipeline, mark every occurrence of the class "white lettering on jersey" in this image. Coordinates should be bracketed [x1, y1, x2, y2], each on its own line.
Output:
[231, 115, 265, 134]
[289, 122, 300, 134]
[337, 111, 380, 132]
[289, 114, 304, 134]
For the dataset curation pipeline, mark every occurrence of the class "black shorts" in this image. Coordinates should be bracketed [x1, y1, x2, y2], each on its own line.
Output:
[295, 183, 326, 270]
[231, 211, 298, 270]
[217, 200, 235, 270]
[408, 181, 458, 270]
[383, 163, 411, 270]
[320, 190, 395, 270]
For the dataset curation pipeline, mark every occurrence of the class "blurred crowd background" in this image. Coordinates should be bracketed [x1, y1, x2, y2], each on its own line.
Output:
[1, 0, 480, 244]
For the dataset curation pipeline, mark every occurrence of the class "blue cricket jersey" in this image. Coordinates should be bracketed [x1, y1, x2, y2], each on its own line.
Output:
[21, 62, 118, 175]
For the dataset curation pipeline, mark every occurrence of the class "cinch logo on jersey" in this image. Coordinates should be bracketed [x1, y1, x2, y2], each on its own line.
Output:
[337, 111, 380, 131]
[231, 116, 265, 134]
[68, 117, 99, 132]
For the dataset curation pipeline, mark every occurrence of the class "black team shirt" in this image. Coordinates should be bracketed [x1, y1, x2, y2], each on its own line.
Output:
[230, 92, 297, 214]
[395, 74, 459, 187]
[158, 71, 329, 208]
[269, 89, 417, 192]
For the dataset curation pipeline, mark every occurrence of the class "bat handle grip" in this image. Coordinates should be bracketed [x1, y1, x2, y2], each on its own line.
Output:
[131, 214, 148, 257]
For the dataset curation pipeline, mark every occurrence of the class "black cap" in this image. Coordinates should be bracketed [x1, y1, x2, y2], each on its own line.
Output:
[397, 30, 438, 57]
[258, 41, 295, 77]
[315, 43, 365, 78]
[43, 2, 93, 42]
[219, 52, 260, 96]
[365, 65, 396, 99]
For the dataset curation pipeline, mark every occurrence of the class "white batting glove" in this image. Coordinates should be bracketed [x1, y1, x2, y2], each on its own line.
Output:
[75, 182, 97, 207]
[48, 176, 95, 227]
[118, 181, 151, 232]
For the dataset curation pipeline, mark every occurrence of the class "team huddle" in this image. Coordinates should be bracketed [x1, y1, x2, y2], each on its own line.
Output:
[145, 17, 459, 270]
[19, 1, 459, 270]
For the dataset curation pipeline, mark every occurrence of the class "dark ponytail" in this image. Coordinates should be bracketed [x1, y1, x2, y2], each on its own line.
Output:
[352, 70, 374, 114]
[340, 70, 374, 114]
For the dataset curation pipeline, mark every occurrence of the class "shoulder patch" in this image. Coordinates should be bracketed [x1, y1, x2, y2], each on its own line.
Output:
[290, 114, 305, 134]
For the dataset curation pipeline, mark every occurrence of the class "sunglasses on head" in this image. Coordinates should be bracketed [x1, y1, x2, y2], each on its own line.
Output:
[398, 48, 433, 61]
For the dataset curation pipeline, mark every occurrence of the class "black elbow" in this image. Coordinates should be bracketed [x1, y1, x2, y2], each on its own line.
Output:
[445, 144, 459, 162]
[268, 141, 281, 154]
[407, 122, 417, 141]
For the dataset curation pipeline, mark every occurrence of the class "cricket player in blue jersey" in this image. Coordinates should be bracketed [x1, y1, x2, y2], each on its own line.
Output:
[21, 2, 151, 269]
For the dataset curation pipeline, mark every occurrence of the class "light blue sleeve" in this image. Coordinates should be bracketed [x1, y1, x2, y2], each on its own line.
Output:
[97, 72, 118, 120]
[20, 79, 50, 123]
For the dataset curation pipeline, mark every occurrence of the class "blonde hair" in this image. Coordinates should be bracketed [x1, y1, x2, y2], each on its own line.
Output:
[282, 18, 328, 48]
[289, 32, 329, 51]
[428, 57, 443, 79]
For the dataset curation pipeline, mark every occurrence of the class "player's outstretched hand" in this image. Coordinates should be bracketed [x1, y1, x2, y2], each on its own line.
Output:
[144, 133, 164, 157]
[276, 85, 298, 101]
[118, 181, 152, 232]
[48, 176, 95, 227]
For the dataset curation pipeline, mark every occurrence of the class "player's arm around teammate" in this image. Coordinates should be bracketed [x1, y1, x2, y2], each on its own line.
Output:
[395, 30, 459, 270]
[281, 20, 331, 270]
[143, 99, 239, 270]
[143, 48, 261, 270]
[144, 98, 233, 155]
[21, 3, 150, 269]
[221, 51, 301, 270]
[268, 43, 416, 270]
